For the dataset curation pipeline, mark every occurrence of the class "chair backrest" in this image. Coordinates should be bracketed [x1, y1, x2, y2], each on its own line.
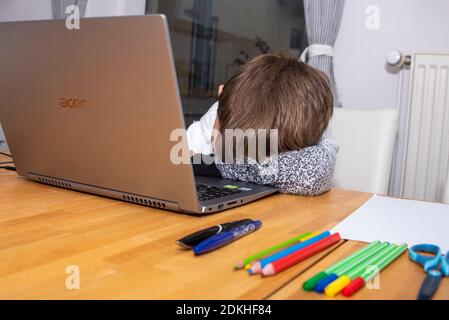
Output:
[329, 108, 399, 194]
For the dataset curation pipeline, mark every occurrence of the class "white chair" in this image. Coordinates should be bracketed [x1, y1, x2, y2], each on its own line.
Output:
[442, 172, 449, 204]
[329, 108, 399, 195]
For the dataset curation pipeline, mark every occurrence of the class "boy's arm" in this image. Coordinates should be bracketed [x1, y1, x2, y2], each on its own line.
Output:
[215, 139, 338, 196]
[186, 101, 218, 154]
[186, 85, 223, 155]
[271, 139, 338, 195]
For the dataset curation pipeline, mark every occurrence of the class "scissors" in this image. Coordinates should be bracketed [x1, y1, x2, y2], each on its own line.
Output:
[408, 244, 449, 300]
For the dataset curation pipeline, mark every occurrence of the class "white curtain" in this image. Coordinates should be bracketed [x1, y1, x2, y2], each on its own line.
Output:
[301, 0, 345, 108]
[52, 0, 88, 19]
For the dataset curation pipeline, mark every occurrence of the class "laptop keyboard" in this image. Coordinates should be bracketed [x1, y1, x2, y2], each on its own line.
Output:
[196, 184, 241, 202]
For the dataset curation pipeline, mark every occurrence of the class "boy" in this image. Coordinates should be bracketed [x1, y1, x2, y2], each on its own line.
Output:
[187, 52, 337, 195]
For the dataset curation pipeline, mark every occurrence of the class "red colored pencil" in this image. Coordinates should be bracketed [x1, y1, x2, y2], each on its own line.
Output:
[261, 233, 341, 276]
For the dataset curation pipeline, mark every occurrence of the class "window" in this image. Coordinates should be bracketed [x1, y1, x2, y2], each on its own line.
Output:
[146, 0, 308, 125]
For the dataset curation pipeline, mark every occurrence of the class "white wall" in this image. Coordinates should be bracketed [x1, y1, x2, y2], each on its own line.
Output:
[335, 0, 449, 109]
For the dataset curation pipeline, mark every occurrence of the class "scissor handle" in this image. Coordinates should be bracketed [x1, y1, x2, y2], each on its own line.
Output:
[417, 269, 442, 300]
[442, 251, 449, 276]
[409, 244, 441, 272]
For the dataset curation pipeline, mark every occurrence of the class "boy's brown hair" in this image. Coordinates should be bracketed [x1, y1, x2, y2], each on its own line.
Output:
[217, 51, 333, 156]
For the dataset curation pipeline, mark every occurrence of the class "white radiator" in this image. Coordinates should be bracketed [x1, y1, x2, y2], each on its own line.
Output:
[401, 53, 449, 202]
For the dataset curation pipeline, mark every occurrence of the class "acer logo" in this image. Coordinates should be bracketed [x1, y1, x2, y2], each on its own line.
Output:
[59, 98, 86, 109]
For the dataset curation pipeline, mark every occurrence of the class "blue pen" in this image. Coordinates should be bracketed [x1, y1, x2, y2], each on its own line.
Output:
[248, 231, 331, 274]
[193, 220, 262, 255]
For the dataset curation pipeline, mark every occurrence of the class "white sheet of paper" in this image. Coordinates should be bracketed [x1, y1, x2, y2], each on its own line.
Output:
[331, 194, 449, 252]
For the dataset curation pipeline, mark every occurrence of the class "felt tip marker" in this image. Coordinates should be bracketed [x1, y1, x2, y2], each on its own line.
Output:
[177, 219, 253, 248]
[341, 244, 407, 297]
[193, 220, 262, 255]
[302, 241, 381, 291]
[314, 242, 389, 293]
[324, 244, 398, 297]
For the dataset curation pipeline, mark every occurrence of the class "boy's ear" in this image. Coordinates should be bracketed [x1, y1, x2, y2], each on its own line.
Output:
[218, 85, 224, 97]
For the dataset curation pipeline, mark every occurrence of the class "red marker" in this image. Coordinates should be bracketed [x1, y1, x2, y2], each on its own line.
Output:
[261, 233, 341, 276]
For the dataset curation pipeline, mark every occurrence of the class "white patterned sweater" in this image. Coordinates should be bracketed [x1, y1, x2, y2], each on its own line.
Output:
[214, 139, 339, 196]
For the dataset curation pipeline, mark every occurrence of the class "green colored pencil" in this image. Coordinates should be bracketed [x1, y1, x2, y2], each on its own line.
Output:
[234, 231, 312, 270]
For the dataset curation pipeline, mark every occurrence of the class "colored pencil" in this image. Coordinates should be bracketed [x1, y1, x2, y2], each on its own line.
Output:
[298, 232, 319, 242]
[324, 244, 398, 297]
[302, 241, 381, 291]
[234, 231, 314, 270]
[261, 233, 341, 276]
[341, 244, 407, 297]
[313, 242, 389, 292]
[248, 231, 331, 274]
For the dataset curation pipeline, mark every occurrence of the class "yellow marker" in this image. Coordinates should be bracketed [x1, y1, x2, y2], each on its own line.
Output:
[324, 275, 351, 297]
[244, 264, 251, 270]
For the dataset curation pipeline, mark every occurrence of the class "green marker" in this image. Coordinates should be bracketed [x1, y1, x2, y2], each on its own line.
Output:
[324, 244, 399, 297]
[312, 242, 389, 293]
[341, 244, 408, 297]
[346, 245, 399, 279]
[234, 231, 312, 270]
[303, 241, 381, 291]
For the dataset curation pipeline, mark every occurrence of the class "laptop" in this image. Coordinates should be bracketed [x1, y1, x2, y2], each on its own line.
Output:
[0, 15, 277, 214]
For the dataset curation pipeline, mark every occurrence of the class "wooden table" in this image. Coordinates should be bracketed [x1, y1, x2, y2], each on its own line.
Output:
[1, 157, 448, 300]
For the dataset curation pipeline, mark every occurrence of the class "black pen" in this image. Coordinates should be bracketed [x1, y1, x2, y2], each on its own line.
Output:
[176, 219, 253, 249]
